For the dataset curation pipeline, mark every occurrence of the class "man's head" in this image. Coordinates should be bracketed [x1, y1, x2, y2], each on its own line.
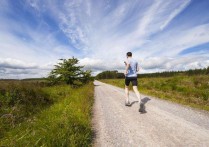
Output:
[126, 52, 132, 57]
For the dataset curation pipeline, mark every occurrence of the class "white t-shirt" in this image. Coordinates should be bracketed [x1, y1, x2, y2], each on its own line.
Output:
[125, 58, 138, 77]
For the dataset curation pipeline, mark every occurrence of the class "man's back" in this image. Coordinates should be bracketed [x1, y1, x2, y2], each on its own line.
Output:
[126, 58, 138, 77]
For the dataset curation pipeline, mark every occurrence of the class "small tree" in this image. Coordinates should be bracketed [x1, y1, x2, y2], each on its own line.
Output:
[48, 57, 92, 86]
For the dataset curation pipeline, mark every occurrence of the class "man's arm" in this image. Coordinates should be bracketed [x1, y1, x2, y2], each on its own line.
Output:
[124, 62, 130, 75]
[137, 63, 139, 72]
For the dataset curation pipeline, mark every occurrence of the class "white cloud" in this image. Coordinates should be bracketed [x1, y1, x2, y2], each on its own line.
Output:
[0, 58, 55, 79]
[0, 0, 208, 78]
[80, 0, 194, 61]
[26, 0, 41, 11]
[141, 55, 209, 72]
[0, 68, 49, 79]
[136, 0, 162, 37]
[136, 23, 209, 57]
[79, 57, 124, 71]
[160, 0, 191, 30]
[86, 0, 91, 16]
[0, 58, 38, 69]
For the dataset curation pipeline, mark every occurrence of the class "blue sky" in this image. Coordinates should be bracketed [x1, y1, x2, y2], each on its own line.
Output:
[0, 0, 209, 78]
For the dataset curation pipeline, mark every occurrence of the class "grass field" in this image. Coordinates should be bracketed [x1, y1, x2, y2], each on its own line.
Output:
[0, 80, 94, 146]
[100, 75, 209, 111]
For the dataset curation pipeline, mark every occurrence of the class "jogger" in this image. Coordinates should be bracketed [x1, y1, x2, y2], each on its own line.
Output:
[124, 52, 144, 112]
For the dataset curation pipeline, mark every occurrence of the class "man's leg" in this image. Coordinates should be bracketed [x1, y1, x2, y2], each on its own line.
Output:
[125, 78, 131, 105]
[133, 86, 141, 101]
[125, 85, 130, 103]
[133, 86, 145, 112]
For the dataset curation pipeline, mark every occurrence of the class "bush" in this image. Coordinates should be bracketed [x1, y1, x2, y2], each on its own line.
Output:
[0, 81, 53, 138]
[0, 83, 94, 147]
[201, 91, 209, 101]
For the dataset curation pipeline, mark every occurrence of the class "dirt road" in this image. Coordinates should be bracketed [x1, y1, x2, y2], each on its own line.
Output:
[93, 80, 209, 147]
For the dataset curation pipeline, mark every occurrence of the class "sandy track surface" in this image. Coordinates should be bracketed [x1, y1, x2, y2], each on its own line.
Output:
[92, 80, 209, 147]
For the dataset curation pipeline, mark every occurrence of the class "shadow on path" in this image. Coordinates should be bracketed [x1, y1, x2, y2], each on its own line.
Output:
[139, 97, 151, 114]
[128, 101, 139, 107]
[128, 97, 151, 107]
[141, 97, 151, 104]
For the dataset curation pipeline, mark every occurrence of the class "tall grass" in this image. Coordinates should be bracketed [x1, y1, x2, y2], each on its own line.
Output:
[100, 75, 209, 111]
[0, 81, 94, 146]
[0, 81, 53, 139]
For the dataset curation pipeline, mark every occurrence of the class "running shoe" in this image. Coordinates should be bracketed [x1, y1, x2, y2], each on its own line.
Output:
[125, 101, 131, 106]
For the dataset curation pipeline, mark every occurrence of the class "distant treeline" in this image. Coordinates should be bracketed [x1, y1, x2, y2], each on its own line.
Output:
[95, 66, 209, 79]
[0, 78, 46, 81]
[95, 70, 124, 79]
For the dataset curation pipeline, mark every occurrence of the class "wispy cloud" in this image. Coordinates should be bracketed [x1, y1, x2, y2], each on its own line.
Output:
[160, 0, 191, 30]
[0, 0, 209, 78]
[137, 23, 209, 57]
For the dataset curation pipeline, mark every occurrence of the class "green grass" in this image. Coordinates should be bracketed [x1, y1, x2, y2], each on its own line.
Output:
[0, 81, 94, 146]
[0, 81, 53, 139]
[100, 75, 209, 111]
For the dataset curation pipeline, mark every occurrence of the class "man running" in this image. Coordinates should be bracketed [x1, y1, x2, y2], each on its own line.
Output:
[124, 52, 144, 112]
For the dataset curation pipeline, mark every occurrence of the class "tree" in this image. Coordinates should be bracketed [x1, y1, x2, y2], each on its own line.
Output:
[95, 70, 123, 79]
[48, 57, 92, 86]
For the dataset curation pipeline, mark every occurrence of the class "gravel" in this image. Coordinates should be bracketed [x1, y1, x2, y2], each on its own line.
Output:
[93, 80, 209, 147]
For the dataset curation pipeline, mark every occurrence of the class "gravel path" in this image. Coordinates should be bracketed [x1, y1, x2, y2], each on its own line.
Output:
[92, 80, 209, 147]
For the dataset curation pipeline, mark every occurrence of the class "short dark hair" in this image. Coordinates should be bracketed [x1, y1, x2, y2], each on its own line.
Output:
[126, 52, 132, 57]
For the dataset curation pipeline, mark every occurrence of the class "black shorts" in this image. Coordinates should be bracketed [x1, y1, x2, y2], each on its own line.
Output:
[125, 77, 138, 86]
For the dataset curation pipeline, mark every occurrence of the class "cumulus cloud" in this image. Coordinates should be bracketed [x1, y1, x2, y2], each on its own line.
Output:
[79, 57, 125, 71]
[0, 68, 49, 79]
[141, 55, 209, 72]
[0, 58, 55, 79]
[0, 0, 209, 78]
[0, 58, 38, 69]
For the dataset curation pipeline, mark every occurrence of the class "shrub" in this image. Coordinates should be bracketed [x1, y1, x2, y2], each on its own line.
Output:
[0, 81, 53, 138]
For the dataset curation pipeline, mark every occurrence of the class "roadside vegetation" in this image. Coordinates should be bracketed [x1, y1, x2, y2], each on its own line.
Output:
[98, 68, 209, 111]
[0, 57, 94, 146]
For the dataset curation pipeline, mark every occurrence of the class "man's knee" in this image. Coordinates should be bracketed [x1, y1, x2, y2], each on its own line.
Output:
[133, 86, 138, 91]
